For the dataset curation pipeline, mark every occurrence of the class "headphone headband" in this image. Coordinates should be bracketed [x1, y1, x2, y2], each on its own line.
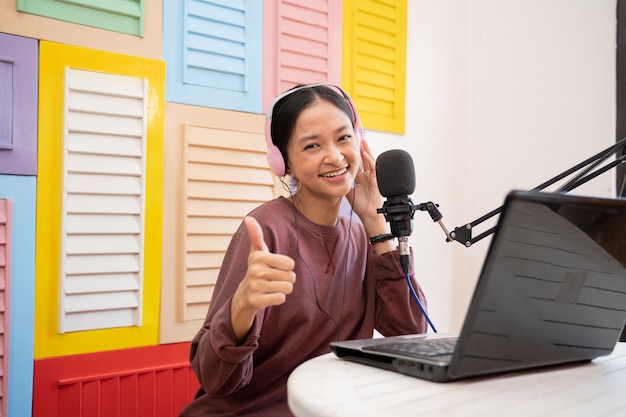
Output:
[264, 84, 363, 177]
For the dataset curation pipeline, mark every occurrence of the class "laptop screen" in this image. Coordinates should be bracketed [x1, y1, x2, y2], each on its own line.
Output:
[449, 190, 626, 379]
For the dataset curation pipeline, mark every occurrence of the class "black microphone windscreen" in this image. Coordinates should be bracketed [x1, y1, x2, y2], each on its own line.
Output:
[375, 149, 416, 197]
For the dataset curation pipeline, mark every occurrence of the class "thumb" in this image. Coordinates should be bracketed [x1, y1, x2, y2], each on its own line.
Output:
[244, 216, 269, 253]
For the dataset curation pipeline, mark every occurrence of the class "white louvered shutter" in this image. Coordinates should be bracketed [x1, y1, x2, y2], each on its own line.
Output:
[59, 68, 147, 333]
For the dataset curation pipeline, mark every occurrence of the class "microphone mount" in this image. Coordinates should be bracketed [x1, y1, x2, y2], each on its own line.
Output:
[420, 137, 626, 247]
[377, 196, 417, 237]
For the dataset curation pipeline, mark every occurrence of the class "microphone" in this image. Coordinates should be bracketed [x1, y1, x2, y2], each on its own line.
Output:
[375, 149, 418, 274]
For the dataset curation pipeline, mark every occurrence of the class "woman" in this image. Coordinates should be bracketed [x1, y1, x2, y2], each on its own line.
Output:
[179, 84, 429, 416]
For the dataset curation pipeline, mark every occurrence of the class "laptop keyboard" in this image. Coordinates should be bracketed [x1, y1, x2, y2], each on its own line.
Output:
[363, 337, 458, 358]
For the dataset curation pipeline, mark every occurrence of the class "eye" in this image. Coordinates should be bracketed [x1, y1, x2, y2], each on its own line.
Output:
[338, 134, 352, 142]
[303, 143, 318, 150]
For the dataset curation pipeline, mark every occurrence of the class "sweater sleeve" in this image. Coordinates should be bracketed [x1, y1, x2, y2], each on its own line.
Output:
[369, 247, 430, 336]
[187, 223, 265, 396]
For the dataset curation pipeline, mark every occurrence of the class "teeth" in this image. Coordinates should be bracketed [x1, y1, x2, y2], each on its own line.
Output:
[322, 168, 347, 178]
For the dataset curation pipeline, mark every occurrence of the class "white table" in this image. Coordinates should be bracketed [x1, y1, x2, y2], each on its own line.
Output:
[288, 342, 626, 417]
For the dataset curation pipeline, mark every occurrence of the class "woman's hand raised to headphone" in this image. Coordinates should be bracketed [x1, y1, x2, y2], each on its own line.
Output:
[230, 216, 296, 343]
[347, 140, 380, 218]
[346, 140, 395, 254]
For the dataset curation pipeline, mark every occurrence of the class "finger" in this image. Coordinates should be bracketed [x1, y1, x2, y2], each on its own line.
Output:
[360, 141, 376, 172]
[249, 251, 296, 280]
[244, 216, 269, 253]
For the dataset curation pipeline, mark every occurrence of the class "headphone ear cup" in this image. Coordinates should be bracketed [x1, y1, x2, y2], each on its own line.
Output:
[355, 126, 364, 145]
[266, 143, 286, 177]
[265, 114, 286, 177]
[344, 91, 364, 145]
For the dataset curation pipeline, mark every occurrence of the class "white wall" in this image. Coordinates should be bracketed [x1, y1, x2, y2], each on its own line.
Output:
[366, 0, 617, 333]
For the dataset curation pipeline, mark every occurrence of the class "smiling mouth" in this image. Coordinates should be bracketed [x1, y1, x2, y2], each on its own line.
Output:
[321, 167, 348, 178]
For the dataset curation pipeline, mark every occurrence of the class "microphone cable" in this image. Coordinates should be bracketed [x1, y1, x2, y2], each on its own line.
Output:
[404, 271, 438, 333]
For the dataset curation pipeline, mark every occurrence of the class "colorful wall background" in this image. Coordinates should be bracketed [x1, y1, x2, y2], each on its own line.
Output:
[0, 1, 409, 416]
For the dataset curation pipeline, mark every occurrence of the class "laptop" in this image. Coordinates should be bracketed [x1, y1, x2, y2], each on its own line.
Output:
[330, 190, 626, 382]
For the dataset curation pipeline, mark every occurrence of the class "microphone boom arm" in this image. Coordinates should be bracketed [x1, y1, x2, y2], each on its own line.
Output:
[426, 137, 626, 247]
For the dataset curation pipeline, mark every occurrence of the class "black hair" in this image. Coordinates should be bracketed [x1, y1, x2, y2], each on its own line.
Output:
[270, 85, 354, 173]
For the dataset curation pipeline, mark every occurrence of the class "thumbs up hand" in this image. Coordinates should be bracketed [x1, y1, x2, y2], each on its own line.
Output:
[230, 217, 296, 342]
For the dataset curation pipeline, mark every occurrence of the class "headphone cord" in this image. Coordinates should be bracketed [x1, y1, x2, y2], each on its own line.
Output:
[283, 177, 346, 341]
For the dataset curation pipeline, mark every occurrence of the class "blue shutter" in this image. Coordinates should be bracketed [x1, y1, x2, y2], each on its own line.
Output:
[164, 0, 263, 113]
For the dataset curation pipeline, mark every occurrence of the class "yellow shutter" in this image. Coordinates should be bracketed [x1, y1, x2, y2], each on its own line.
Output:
[342, 0, 407, 134]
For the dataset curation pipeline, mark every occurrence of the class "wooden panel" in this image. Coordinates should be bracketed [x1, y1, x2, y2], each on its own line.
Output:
[0, 33, 38, 175]
[16, 0, 144, 36]
[0, 175, 36, 417]
[36, 41, 165, 358]
[342, 0, 407, 133]
[0, 0, 162, 60]
[163, 0, 263, 112]
[161, 102, 276, 343]
[262, 0, 343, 110]
[32, 343, 199, 417]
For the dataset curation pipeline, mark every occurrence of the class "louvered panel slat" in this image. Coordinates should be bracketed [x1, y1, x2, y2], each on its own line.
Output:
[66, 173, 142, 195]
[186, 22, 246, 53]
[66, 273, 140, 294]
[65, 254, 140, 276]
[186, 252, 228, 271]
[186, 125, 267, 151]
[187, 164, 274, 185]
[60, 69, 147, 333]
[186, 49, 246, 76]
[66, 111, 144, 137]
[281, 51, 329, 74]
[65, 214, 141, 234]
[65, 235, 141, 255]
[67, 133, 143, 157]
[186, 304, 212, 321]
[186, 235, 234, 253]
[187, 143, 270, 168]
[185, 286, 215, 304]
[182, 123, 274, 321]
[68, 90, 145, 117]
[186, 200, 262, 218]
[65, 194, 142, 215]
[66, 153, 143, 176]
[187, 217, 245, 235]
[65, 291, 139, 313]
[64, 309, 139, 332]
[187, 182, 273, 202]
[68, 69, 145, 100]
[187, 259, 223, 280]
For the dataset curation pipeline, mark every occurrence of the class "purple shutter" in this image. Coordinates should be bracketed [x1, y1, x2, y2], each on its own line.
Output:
[0, 33, 38, 175]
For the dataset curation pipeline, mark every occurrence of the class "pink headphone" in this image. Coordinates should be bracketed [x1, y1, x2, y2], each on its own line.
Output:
[264, 84, 364, 177]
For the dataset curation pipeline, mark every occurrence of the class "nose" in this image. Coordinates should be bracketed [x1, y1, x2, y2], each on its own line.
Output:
[325, 144, 345, 165]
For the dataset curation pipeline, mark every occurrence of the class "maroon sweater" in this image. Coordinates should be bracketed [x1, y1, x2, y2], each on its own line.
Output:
[180, 197, 429, 416]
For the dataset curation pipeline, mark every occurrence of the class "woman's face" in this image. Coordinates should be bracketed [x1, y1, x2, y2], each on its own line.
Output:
[285, 99, 361, 200]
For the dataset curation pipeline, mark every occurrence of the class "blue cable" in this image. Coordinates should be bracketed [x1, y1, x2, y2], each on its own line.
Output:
[405, 273, 438, 333]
